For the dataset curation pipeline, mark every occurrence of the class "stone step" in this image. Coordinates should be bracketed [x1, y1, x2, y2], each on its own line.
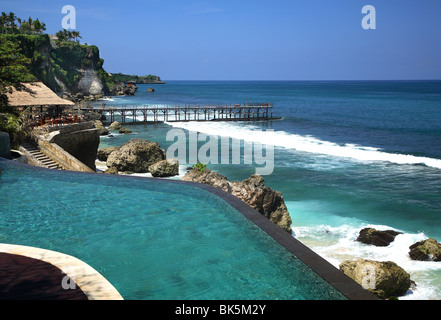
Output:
[20, 143, 64, 171]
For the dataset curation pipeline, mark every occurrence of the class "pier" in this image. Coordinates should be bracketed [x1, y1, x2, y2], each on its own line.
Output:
[90, 103, 279, 125]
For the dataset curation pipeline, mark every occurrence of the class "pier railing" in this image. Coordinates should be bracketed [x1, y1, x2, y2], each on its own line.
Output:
[87, 103, 277, 124]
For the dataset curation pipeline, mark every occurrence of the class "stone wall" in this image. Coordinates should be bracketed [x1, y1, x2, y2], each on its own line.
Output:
[48, 123, 99, 171]
[31, 122, 99, 172]
[0, 132, 11, 159]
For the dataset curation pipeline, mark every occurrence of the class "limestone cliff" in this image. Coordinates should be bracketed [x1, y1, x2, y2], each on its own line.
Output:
[5, 34, 113, 97]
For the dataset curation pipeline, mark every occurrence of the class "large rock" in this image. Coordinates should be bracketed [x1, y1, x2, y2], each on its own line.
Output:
[106, 138, 165, 173]
[108, 121, 122, 131]
[181, 168, 232, 193]
[230, 175, 292, 233]
[409, 238, 441, 262]
[97, 147, 119, 161]
[356, 228, 402, 247]
[149, 159, 179, 177]
[93, 120, 109, 136]
[181, 169, 292, 233]
[119, 127, 132, 134]
[339, 259, 412, 299]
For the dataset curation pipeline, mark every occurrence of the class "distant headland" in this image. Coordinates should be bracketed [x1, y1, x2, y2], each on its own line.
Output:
[110, 73, 166, 85]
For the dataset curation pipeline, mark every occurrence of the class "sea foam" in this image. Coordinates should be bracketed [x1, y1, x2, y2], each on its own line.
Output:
[166, 121, 441, 170]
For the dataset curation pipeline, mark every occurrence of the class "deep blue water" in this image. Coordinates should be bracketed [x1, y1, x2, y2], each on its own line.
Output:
[96, 80, 441, 299]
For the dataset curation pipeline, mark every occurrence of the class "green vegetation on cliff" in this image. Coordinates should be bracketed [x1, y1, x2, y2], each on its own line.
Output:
[0, 12, 116, 95]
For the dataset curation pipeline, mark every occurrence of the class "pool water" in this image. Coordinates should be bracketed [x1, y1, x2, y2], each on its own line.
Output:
[0, 160, 345, 300]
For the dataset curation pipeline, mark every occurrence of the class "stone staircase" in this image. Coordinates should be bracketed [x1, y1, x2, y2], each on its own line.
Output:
[20, 141, 63, 170]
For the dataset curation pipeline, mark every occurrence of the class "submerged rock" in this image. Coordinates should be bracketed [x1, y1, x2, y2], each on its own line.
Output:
[356, 228, 402, 247]
[106, 138, 165, 173]
[339, 259, 412, 299]
[104, 166, 119, 174]
[149, 158, 179, 177]
[97, 147, 119, 161]
[181, 169, 292, 233]
[409, 238, 441, 262]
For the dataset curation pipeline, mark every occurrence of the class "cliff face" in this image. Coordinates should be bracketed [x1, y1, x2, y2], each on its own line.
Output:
[6, 34, 112, 96]
[77, 68, 105, 95]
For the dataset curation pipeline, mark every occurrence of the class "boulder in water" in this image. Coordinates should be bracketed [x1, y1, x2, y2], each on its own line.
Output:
[108, 121, 122, 130]
[339, 259, 412, 299]
[149, 159, 179, 177]
[106, 138, 165, 173]
[409, 238, 441, 261]
[356, 228, 402, 247]
[97, 147, 119, 161]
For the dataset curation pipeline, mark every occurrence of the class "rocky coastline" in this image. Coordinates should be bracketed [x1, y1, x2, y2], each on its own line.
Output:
[181, 168, 293, 233]
[335, 227, 441, 299]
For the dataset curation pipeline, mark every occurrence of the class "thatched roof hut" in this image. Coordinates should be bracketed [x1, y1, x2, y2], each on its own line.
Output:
[6, 82, 74, 107]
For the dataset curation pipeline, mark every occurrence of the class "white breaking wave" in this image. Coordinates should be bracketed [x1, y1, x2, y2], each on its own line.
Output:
[166, 121, 441, 169]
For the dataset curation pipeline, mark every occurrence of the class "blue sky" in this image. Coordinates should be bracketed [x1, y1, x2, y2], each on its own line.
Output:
[2, 0, 441, 80]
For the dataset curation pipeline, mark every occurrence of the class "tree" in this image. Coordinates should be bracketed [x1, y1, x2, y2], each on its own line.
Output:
[72, 30, 82, 43]
[0, 37, 34, 146]
[0, 38, 34, 113]
[32, 18, 46, 34]
[7, 12, 17, 34]
[56, 29, 82, 44]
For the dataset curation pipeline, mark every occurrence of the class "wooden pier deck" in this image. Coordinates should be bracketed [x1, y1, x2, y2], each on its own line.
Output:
[89, 103, 280, 125]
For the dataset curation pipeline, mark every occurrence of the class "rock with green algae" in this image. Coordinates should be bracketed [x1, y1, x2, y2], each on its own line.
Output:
[339, 259, 412, 299]
[409, 238, 441, 261]
[119, 127, 132, 134]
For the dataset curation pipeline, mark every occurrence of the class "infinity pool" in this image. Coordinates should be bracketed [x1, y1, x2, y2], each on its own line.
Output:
[0, 160, 345, 300]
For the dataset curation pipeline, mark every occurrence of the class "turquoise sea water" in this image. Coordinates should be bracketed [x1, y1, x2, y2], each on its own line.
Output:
[96, 81, 441, 299]
[0, 160, 345, 300]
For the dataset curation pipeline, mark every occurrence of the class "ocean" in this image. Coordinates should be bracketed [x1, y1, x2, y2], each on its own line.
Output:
[95, 80, 441, 300]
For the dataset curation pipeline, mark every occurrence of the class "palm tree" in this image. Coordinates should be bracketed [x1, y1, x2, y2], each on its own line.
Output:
[72, 31, 82, 43]
[7, 12, 17, 33]
[0, 12, 7, 34]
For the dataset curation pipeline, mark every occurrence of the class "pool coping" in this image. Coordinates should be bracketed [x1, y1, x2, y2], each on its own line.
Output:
[0, 243, 123, 300]
[0, 158, 380, 300]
